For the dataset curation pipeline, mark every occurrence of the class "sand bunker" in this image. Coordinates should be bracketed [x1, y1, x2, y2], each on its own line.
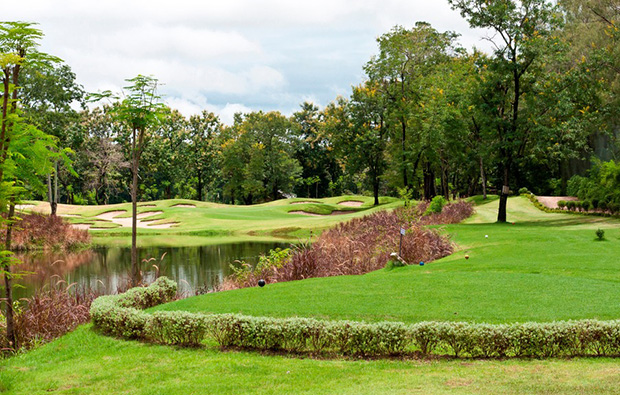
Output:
[15, 204, 35, 210]
[171, 204, 196, 208]
[71, 224, 92, 230]
[60, 214, 81, 218]
[537, 196, 578, 209]
[338, 201, 364, 207]
[290, 201, 320, 205]
[289, 210, 351, 216]
[93, 210, 176, 228]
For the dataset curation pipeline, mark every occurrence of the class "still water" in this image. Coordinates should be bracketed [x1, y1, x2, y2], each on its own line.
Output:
[12, 241, 289, 300]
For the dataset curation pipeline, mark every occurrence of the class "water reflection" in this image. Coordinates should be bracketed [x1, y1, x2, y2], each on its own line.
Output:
[11, 241, 289, 299]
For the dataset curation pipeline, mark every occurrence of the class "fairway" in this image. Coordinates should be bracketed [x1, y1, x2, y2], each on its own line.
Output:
[156, 196, 620, 323]
[2, 196, 619, 394]
[22, 196, 401, 247]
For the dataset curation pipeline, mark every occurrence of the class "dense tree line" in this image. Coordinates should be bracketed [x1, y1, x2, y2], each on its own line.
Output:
[9, 0, 620, 215]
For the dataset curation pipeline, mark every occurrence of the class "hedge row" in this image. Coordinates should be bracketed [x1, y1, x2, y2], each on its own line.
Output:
[90, 278, 620, 357]
[523, 192, 619, 219]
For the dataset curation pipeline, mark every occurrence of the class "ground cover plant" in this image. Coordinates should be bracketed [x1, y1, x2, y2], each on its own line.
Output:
[221, 200, 473, 289]
[1, 213, 90, 250]
[2, 196, 620, 394]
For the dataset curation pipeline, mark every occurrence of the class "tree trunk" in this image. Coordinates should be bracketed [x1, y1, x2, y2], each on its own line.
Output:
[497, 165, 510, 223]
[423, 161, 436, 200]
[131, 128, 140, 286]
[479, 156, 487, 200]
[401, 118, 408, 189]
[197, 169, 203, 201]
[373, 178, 380, 206]
[3, 202, 16, 349]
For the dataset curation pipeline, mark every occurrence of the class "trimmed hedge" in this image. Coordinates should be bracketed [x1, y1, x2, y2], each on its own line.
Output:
[523, 192, 619, 218]
[90, 279, 620, 358]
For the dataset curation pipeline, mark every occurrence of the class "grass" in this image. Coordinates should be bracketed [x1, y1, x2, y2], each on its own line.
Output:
[155, 196, 620, 323]
[2, 195, 620, 394]
[2, 325, 619, 395]
[23, 196, 400, 247]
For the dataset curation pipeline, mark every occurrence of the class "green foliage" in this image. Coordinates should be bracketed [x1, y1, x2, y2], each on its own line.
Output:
[518, 187, 530, 195]
[92, 280, 620, 357]
[90, 277, 177, 338]
[595, 228, 605, 241]
[424, 195, 447, 215]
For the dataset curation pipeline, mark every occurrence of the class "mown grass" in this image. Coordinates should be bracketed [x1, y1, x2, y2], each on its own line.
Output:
[156, 196, 620, 323]
[2, 325, 619, 395]
[2, 195, 619, 394]
[24, 196, 400, 247]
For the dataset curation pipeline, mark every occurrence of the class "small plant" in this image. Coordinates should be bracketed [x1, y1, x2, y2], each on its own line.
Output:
[518, 187, 530, 195]
[595, 228, 605, 241]
[424, 195, 447, 215]
[557, 200, 567, 209]
[397, 187, 414, 207]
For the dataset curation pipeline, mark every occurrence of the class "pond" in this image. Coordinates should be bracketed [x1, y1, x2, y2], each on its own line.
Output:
[11, 241, 290, 300]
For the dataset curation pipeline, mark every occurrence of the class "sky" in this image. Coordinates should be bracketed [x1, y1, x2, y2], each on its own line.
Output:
[5, 0, 492, 125]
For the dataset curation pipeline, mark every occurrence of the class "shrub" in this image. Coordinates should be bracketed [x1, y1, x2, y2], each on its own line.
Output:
[518, 187, 530, 195]
[91, 282, 620, 358]
[1, 212, 90, 250]
[581, 200, 592, 212]
[424, 195, 448, 215]
[566, 201, 576, 211]
[596, 228, 605, 241]
[147, 311, 210, 347]
[221, 201, 473, 290]
[90, 277, 177, 339]
[557, 200, 567, 209]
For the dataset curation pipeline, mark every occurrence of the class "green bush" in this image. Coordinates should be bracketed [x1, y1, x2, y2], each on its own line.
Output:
[557, 200, 567, 209]
[424, 196, 447, 215]
[596, 228, 605, 241]
[566, 201, 576, 211]
[90, 277, 177, 339]
[91, 280, 620, 358]
[518, 187, 530, 195]
[146, 311, 210, 347]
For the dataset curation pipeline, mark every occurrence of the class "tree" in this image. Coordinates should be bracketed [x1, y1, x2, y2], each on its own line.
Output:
[91, 75, 165, 285]
[0, 21, 60, 349]
[186, 111, 221, 201]
[449, 0, 562, 222]
[328, 83, 389, 206]
[365, 23, 460, 195]
[20, 62, 85, 215]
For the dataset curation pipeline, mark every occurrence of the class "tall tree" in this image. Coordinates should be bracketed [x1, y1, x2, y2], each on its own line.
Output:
[449, 0, 561, 221]
[0, 21, 60, 349]
[365, 23, 460, 195]
[91, 75, 165, 285]
[20, 62, 85, 214]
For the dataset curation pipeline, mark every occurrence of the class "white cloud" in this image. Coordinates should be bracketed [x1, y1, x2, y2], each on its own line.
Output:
[5, 0, 494, 124]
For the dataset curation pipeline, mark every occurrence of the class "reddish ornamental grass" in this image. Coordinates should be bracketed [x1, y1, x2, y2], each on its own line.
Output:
[222, 200, 473, 290]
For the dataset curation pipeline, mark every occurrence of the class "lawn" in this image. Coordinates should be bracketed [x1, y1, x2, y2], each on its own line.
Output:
[23, 196, 401, 247]
[156, 196, 620, 323]
[2, 195, 619, 394]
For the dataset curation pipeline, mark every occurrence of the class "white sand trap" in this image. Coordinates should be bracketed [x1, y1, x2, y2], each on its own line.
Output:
[71, 224, 92, 230]
[338, 201, 364, 207]
[289, 210, 323, 216]
[15, 204, 35, 210]
[289, 210, 352, 216]
[97, 210, 127, 220]
[290, 201, 320, 205]
[60, 214, 81, 218]
[537, 196, 578, 209]
[94, 210, 172, 228]
[146, 222, 179, 229]
[171, 204, 196, 208]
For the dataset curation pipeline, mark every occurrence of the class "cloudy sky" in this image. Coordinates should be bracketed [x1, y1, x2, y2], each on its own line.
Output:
[5, 0, 491, 124]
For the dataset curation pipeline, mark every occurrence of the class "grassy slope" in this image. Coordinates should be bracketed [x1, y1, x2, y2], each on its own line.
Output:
[3, 196, 620, 394]
[24, 196, 400, 247]
[156, 196, 620, 323]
